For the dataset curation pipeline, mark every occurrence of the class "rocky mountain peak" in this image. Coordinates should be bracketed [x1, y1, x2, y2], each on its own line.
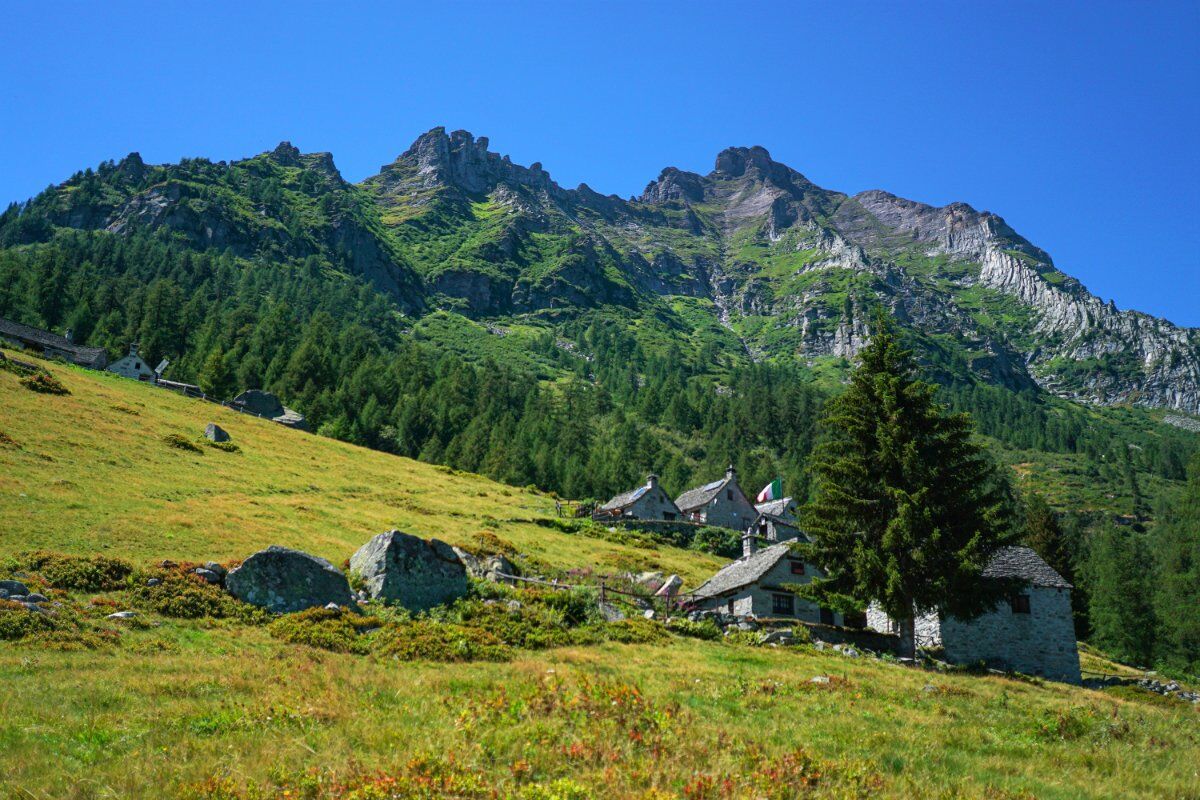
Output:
[387, 127, 557, 197]
[270, 141, 303, 167]
[639, 167, 707, 204]
[713, 145, 776, 178]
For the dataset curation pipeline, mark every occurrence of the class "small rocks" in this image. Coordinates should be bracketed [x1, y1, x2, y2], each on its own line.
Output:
[24, 593, 48, 603]
[810, 676, 831, 685]
[107, 611, 138, 619]
[643, 609, 656, 620]
[505, 599, 523, 613]
[598, 602, 625, 623]
[758, 629, 796, 646]
[323, 602, 343, 613]
[146, 578, 162, 587]
[193, 568, 222, 585]
[654, 574, 683, 599]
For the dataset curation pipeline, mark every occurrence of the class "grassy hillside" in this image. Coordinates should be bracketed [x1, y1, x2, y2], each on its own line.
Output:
[2, 351, 1199, 800]
[0, 348, 721, 584]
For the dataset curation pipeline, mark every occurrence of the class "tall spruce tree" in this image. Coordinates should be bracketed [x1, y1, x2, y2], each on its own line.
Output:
[801, 313, 1017, 655]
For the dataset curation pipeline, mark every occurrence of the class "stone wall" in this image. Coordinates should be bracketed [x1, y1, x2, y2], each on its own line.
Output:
[694, 555, 843, 625]
[940, 585, 1080, 684]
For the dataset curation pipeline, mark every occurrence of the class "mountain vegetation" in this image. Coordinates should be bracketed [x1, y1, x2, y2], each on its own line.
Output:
[1, 129, 1199, 676]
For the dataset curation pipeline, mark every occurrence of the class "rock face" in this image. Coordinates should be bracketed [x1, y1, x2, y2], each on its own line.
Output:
[349, 530, 468, 611]
[225, 545, 354, 613]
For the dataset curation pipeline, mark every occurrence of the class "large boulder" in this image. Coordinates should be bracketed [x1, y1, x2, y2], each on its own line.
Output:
[350, 530, 468, 611]
[225, 546, 354, 613]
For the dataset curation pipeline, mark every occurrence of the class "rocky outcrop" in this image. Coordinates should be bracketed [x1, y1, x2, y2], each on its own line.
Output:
[225, 546, 355, 613]
[349, 530, 468, 611]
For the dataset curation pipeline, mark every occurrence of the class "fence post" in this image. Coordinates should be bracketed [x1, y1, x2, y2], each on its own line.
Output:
[600, 579, 607, 605]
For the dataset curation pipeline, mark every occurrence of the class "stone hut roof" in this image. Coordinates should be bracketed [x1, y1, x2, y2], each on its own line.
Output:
[674, 477, 728, 512]
[755, 497, 794, 517]
[983, 546, 1072, 589]
[598, 485, 649, 512]
[690, 542, 795, 599]
[0, 317, 107, 368]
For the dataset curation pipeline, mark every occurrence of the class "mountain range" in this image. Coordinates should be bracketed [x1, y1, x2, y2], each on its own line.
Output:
[8, 126, 1197, 414]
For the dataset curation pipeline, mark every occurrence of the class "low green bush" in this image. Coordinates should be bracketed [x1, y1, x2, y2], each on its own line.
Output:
[19, 372, 69, 395]
[163, 433, 203, 453]
[205, 440, 240, 453]
[596, 618, 671, 644]
[130, 572, 267, 622]
[10, 551, 135, 591]
[269, 607, 378, 654]
[0, 600, 58, 640]
[374, 620, 512, 662]
[666, 617, 723, 641]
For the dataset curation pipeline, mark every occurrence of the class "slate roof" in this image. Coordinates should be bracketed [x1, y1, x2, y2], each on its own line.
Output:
[598, 485, 649, 512]
[754, 498, 795, 518]
[674, 477, 728, 512]
[691, 542, 797, 599]
[0, 317, 107, 367]
[983, 546, 1072, 589]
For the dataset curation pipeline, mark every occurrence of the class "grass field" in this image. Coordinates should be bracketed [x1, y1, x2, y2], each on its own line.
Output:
[1, 351, 1198, 800]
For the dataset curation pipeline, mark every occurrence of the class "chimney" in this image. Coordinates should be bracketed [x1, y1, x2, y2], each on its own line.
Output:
[63, 329, 73, 343]
[726, 464, 736, 480]
[646, 473, 659, 489]
[129, 342, 139, 356]
[742, 529, 758, 558]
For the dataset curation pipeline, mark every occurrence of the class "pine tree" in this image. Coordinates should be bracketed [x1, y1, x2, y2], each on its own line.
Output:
[197, 348, 235, 400]
[1153, 455, 1200, 676]
[1085, 526, 1156, 666]
[801, 313, 1018, 655]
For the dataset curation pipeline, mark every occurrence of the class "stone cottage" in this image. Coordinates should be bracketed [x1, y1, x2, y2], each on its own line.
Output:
[107, 343, 156, 382]
[689, 528, 843, 625]
[594, 474, 681, 521]
[866, 546, 1081, 684]
[755, 496, 798, 521]
[0, 317, 108, 369]
[674, 466, 757, 531]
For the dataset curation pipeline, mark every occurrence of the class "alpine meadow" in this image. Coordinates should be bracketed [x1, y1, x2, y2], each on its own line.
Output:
[2, 68, 1200, 799]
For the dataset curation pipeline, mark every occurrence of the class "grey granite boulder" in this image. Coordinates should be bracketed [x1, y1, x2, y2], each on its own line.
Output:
[225, 545, 354, 613]
[0, 580, 29, 598]
[350, 530, 468, 612]
[204, 423, 230, 443]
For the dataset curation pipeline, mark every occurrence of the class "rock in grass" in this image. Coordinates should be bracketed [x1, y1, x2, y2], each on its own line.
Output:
[598, 602, 626, 623]
[107, 611, 137, 619]
[193, 568, 222, 585]
[226, 545, 354, 614]
[0, 580, 29, 597]
[204, 423, 230, 443]
[349, 531, 468, 612]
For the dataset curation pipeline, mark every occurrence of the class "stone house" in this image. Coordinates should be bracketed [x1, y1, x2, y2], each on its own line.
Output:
[866, 546, 1081, 684]
[594, 474, 681, 521]
[689, 528, 843, 625]
[674, 466, 757, 531]
[0, 317, 108, 369]
[107, 343, 156, 382]
[755, 496, 798, 521]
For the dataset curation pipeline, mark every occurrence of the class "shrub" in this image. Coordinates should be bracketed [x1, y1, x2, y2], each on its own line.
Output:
[130, 572, 266, 622]
[20, 372, 69, 395]
[690, 526, 741, 558]
[596, 618, 671, 644]
[374, 620, 512, 662]
[205, 440, 240, 453]
[449, 598, 578, 650]
[270, 607, 378, 653]
[0, 600, 58, 640]
[666, 617, 723, 641]
[163, 433, 203, 453]
[11, 551, 135, 591]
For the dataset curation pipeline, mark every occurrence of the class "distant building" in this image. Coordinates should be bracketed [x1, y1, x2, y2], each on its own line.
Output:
[107, 344, 156, 382]
[231, 390, 308, 430]
[595, 474, 680, 521]
[866, 546, 1081, 684]
[0, 317, 108, 369]
[674, 466, 757, 530]
[689, 526, 843, 625]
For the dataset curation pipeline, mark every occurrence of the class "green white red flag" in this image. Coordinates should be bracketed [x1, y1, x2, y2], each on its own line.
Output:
[756, 477, 782, 503]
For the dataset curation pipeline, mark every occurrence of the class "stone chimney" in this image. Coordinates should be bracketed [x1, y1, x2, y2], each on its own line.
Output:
[646, 473, 659, 489]
[742, 529, 759, 559]
[63, 329, 73, 343]
[725, 464, 736, 480]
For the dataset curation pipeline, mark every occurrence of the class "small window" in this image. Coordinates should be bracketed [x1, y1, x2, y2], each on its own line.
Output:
[135, 362, 141, 369]
[819, 608, 835, 625]
[1010, 594, 1031, 614]
[789, 559, 806, 575]
[771, 593, 795, 616]
[727, 599, 735, 615]
[727, 489, 733, 501]
[663, 512, 676, 521]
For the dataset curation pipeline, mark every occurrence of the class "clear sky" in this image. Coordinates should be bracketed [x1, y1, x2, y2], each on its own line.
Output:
[2, 1, 1196, 325]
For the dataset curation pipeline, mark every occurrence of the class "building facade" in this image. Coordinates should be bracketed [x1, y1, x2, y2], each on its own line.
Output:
[674, 466, 757, 531]
[594, 474, 681, 521]
[107, 344, 156, 382]
[866, 546, 1081, 684]
[0, 317, 108, 369]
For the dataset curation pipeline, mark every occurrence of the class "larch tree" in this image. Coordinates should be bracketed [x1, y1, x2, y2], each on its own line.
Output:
[800, 312, 1018, 656]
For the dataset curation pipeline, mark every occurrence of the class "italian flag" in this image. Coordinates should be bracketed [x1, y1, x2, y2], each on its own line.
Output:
[756, 477, 782, 503]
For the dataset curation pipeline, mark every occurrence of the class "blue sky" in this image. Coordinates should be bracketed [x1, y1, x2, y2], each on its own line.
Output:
[2, 1, 1197, 325]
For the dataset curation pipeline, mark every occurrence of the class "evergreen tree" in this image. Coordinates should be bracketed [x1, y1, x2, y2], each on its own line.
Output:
[1153, 455, 1200, 677]
[197, 348, 235, 400]
[1085, 526, 1156, 666]
[801, 313, 1017, 655]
